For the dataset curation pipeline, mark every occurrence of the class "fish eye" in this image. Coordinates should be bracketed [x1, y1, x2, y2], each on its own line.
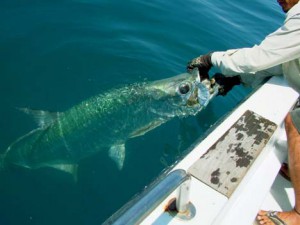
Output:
[179, 83, 191, 94]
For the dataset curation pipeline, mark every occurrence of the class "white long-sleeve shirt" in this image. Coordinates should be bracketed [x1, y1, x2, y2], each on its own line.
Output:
[211, 2, 300, 92]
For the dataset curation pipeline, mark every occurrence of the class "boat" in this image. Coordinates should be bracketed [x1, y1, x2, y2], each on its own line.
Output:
[103, 75, 299, 225]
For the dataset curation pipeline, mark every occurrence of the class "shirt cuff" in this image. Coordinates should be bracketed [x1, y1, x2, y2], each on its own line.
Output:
[211, 51, 225, 67]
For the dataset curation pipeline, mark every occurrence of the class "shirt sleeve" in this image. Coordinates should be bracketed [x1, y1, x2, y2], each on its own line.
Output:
[239, 65, 283, 87]
[211, 13, 300, 76]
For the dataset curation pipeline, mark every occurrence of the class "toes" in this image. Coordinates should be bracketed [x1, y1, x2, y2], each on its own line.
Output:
[257, 217, 266, 225]
[256, 211, 271, 225]
[259, 218, 268, 224]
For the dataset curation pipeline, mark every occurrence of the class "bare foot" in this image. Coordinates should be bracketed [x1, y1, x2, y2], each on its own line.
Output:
[257, 209, 300, 225]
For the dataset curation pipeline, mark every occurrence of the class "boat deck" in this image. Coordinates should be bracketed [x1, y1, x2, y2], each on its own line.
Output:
[105, 76, 298, 225]
[143, 76, 298, 225]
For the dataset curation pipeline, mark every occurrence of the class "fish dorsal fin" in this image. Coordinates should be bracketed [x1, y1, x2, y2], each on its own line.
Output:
[18, 108, 60, 128]
[108, 144, 125, 170]
[48, 164, 78, 182]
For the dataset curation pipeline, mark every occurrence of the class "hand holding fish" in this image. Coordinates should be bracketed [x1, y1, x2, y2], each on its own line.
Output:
[187, 53, 213, 80]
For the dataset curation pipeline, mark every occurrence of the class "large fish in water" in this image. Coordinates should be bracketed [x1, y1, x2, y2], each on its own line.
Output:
[0, 69, 218, 177]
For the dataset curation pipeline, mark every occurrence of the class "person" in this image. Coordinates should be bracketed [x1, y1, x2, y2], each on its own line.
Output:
[187, 0, 300, 224]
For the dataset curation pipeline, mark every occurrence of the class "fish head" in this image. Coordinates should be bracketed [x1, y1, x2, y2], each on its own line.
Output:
[150, 68, 218, 117]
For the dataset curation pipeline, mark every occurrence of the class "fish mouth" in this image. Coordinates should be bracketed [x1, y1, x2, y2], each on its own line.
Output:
[183, 68, 209, 107]
[188, 78, 218, 110]
[184, 81, 211, 109]
[186, 88, 199, 106]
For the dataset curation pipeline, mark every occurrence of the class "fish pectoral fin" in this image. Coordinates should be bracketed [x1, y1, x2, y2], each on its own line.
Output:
[48, 164, 78, 182]
[18, 107, 61, 128]
[129, 120, 163, 138]
[109, 144, 125, 170]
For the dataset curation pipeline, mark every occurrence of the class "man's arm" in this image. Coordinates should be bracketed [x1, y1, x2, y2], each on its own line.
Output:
[211, 14, 300, 76]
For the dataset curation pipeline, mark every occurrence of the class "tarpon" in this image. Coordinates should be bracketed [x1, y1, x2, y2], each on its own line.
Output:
[0, 69, 218, 177]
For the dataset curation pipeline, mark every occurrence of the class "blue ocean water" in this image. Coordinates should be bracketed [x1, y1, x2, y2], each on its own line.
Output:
[0, 1, 284, 224]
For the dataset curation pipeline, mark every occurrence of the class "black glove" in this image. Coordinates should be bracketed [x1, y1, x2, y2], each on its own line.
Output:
[212, 73, 241, 96]
[187, 53, 212, 80]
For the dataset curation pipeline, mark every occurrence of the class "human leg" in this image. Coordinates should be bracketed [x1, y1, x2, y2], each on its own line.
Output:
[257, 112, 300, 224]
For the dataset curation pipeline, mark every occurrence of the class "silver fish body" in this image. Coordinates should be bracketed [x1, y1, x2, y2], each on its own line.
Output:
[2, 69, 218, 174]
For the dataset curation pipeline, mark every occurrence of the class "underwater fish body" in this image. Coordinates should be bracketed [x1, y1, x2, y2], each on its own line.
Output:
[1, 69, 218, 175]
